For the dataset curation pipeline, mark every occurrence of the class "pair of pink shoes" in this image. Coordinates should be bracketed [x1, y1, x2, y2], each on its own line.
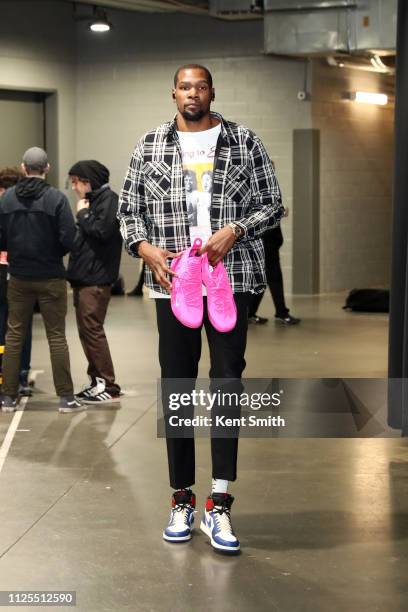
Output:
[170, 238, 237, 332]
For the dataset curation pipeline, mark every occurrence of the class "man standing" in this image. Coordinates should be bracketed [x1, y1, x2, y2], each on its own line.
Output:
[0, 166, 33, 396]
[0, 148, 82, 413]
[67, 161, 122, 404]
[248, 215, 301, 326]
[118, 65, 284, 552]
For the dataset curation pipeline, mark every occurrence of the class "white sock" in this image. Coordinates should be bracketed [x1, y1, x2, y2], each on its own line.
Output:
[211, 478, 229, 494]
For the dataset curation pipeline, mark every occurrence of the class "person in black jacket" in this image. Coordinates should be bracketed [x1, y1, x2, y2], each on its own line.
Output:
[0, 166, 33, 396]
[248, 211, 301, 326]
[0, 147, 82, 413]
[67, 160, 122, 403]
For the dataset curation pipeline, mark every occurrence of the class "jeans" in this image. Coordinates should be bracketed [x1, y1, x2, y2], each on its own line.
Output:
[0, 301, 32, 383]
[2, 277, 73, 397]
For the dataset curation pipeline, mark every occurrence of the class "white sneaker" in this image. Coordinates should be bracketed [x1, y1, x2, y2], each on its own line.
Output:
[163, 489, 196, 542]
[200, 493, 240, 553]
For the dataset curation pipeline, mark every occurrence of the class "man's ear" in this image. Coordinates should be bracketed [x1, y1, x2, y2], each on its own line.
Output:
[172, 90, 176, 100]
[211, 89, 215, 101]
[45, 163, 50, 174]
[20, 163, 27, 176]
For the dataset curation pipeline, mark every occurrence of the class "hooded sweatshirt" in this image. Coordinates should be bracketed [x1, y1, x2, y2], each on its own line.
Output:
[0, 177, 76, 279]
[67, 180, 122, 286]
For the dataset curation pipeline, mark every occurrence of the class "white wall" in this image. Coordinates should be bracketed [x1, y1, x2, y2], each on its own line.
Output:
[312, 60, 394, 292]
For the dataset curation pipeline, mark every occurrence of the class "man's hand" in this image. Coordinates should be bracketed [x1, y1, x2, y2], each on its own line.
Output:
[77, 198, 89, 212]
[138, 242, 181, 293]
[198, 226, 236, 266]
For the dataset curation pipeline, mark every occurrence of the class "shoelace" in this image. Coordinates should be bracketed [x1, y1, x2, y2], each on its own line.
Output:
[212, 505, 233, 534]
[180, 275, 202, 308]
[213, 286, 232, 313]
[80, 383, 93, 394]
[170, 502, 192, 526]
[206, 267, 230, 313]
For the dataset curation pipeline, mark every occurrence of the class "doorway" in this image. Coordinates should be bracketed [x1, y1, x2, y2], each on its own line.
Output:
[0, 89, 58, 186]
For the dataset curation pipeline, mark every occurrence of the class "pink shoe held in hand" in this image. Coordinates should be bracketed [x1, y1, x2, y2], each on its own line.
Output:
[202, 254, 237, 333]
[170, 238, 203, 328]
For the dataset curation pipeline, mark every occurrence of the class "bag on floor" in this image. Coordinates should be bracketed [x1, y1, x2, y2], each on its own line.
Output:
[343, 289, 389, 313]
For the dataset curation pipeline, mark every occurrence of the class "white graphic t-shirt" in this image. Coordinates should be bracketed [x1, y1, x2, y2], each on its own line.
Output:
[150, 122, 221, 299]
[178, 123, 221, 246]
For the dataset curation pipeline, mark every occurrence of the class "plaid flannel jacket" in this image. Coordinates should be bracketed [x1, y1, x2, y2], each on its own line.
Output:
[118, 112, 284, 295]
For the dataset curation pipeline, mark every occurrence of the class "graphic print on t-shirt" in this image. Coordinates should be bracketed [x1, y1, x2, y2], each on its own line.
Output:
[178, 123, 221, 246]
[184, 163, 213, 244]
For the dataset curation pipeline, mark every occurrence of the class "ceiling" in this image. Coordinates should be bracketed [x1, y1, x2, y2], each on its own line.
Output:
[61, 0, 209, 15]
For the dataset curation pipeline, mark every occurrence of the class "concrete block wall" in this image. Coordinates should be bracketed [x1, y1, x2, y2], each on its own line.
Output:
[311, 60, 394, 293]
[75, 11, 311, 290]
[0, 1, 76, 191]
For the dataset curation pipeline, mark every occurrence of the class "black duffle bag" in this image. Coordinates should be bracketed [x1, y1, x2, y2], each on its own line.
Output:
[343, 288, 389, 313]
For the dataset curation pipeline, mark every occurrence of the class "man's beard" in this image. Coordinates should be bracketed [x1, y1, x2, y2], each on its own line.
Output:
[181, 108, 206, 122]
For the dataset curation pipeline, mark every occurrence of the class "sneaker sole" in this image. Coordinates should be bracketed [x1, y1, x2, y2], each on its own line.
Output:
[59, 406, 87, 414]
[275, 319, 300, 325]
[81, 396, 121, 405]
[1, 406, 16, 413]
[200, 521, 240, 553]
[162, 531, 192, 542]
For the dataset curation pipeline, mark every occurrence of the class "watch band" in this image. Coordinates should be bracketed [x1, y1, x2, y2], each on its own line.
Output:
[228, 222, 245, 240]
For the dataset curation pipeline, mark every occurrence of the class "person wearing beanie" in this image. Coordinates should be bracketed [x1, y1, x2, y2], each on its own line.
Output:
[67, 160, 123, 404]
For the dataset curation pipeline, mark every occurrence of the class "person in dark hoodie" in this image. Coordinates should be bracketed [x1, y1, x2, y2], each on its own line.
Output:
[0, 166, 33, 396]
[0, 147, 82, 413]
[67, 160, 122, 404]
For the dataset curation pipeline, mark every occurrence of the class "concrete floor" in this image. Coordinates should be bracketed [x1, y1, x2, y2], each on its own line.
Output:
[0, 293, 407, 612]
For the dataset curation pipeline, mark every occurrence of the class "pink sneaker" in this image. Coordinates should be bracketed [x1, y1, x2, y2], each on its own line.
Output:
[170, 238, 203, 328]
[201, 254, 237, 333]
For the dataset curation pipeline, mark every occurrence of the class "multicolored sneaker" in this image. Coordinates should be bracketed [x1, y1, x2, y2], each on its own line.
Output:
[200, 493, 240, 553]
[170, 238, 203, 328]
[201, 254, 237, 333]
[163, 489, 196, 542]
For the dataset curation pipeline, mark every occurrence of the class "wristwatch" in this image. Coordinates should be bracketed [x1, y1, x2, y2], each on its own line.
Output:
[228, 222, 245, 240]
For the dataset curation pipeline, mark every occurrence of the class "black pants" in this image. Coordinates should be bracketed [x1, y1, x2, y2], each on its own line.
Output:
[249, 229, 289, 318]
[156, 293, 250, 490]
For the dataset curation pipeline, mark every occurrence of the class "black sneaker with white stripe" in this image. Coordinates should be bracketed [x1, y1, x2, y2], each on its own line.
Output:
[78, 377, 121, 404]
[59, 396, 86, 413]
[82, 389, 121, 404]
[75, 383, 96, 400]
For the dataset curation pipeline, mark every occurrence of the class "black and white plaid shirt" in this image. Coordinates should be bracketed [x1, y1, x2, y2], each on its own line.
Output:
[118, 112, 284, 295]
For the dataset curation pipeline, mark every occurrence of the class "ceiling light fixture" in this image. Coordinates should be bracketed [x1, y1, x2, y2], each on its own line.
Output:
[89, 6, 112, 33]
[348, 91, 388, 105]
